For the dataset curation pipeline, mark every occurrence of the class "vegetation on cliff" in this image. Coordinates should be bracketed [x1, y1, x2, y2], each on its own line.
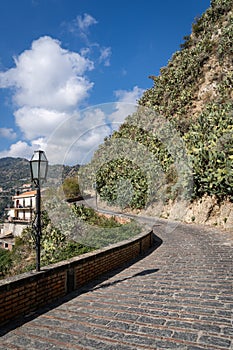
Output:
[81, 0, 233, 209]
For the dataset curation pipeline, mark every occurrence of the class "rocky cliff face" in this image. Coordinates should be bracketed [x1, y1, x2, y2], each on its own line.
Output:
[86, 0, 233, 230]
[139, 0, 232, 131]
[138, 0, 233, 229]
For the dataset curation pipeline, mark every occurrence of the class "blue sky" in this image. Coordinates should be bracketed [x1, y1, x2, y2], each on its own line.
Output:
[0, 0, 211, 164]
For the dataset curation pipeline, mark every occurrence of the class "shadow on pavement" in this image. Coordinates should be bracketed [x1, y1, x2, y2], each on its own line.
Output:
[87, 268, 160, 291]
[0, 233, 163, 337]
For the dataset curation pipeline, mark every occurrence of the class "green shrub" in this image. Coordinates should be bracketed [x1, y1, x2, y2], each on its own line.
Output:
[76, 0, 233, 210]
[41, 240, 94, 264]
[0, 248, 12, 276]
[72, 204, 122, 227]
[184, 102, 233, 200]
[71, 204, 142, 248]
[62, 177, 80, 199]
[96, 158, 148, 209]
[78, 220, 142, 249]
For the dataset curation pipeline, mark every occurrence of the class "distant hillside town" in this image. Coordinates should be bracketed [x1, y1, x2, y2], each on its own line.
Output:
[0, 185, 36, 250]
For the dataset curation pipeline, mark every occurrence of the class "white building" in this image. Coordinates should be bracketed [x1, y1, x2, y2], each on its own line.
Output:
[1, 191, 37, 249]
[7, 190, 36, 222]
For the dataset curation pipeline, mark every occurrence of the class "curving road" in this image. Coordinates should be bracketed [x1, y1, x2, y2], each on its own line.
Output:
[1, 220, 233, 349]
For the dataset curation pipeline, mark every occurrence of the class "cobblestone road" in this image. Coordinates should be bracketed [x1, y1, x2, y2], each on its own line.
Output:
[1, 221, 233, 349]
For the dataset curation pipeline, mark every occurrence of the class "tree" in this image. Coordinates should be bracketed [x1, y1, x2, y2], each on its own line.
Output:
[62, 177, 80, 200]
[0, 248, 12, 276]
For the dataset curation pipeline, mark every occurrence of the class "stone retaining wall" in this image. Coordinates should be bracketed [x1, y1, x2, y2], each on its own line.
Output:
[0, 230, 154, 327]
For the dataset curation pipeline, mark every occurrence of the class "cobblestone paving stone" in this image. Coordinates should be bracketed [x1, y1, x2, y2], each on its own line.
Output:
[1, 221, 233, 349]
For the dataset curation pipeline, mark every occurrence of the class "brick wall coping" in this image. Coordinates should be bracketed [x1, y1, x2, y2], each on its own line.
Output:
[0, 228, 152, 289]
[0, 228, 154, 326]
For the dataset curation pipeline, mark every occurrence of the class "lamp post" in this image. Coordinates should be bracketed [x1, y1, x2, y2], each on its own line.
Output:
[93, 182, 98, 210]
[30, 150, 48, 272]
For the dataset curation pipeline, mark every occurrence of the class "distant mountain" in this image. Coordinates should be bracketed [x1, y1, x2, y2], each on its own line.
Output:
[0, 157, 80, 218]
[0, 157, 30, 191]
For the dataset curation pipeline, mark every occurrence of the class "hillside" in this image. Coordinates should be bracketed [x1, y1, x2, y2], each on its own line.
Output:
[81, 0, 233, 228]
[139, 0, 232, 131]
[0, 157, 30, 190]
[0, 157, 80, 218]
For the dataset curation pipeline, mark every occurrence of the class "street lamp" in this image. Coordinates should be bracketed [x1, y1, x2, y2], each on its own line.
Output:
[93, 182, 98, 210]
[30, 150, 48, 272]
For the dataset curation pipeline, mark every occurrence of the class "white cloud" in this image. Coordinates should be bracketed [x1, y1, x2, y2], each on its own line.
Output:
[45, 92, 144, 165]
[0, 36, 96, 161]
[2, 87, 144, 164]
[66, 13, 98, 44]
[0, 141, 34, 159]
[0, 127, 16, 139]
[66, 13, 111, 68]
[77, 13, 98, 33]
[59, 124, 111, 165]
[0, 36, 94, 111]
[45, 107, 111, 164]
[14, 107, 69, 139]
[109, 86, 145, 124]
[114, 86, 145, 104]
[0, 35, 143, 165]
[99, 47, 112, 67]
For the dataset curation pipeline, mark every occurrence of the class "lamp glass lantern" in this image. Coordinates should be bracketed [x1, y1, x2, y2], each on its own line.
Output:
[30, 150, 48, 183]
[29, 150, 48, 272]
